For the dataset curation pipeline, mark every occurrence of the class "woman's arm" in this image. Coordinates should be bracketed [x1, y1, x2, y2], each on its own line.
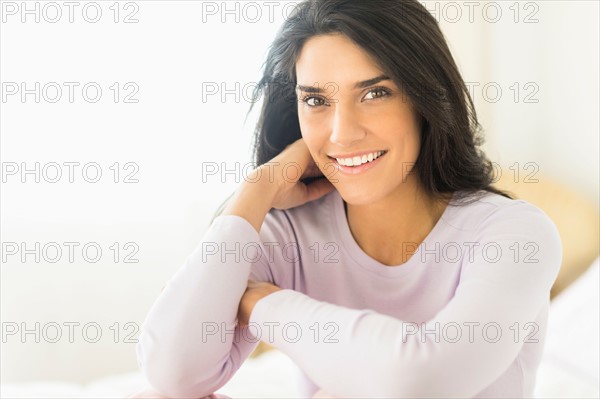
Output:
[136, 139, 334, 398]
[135, 210, 269, 398]
[248, 202, 562, 398]
[220, 174, 279, 233]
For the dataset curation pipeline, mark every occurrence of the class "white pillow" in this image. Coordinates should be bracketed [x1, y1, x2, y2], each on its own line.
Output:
[535, 257, 600, 398]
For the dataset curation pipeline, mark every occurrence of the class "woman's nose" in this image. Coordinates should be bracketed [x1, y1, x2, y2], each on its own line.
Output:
[329, 102, 366, 147]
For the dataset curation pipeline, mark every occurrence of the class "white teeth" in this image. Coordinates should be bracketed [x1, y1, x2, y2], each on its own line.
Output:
[335, 151, 385, 167]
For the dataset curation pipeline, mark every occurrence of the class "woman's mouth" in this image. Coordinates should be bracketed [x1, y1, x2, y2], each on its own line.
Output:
[328, 150, 388, 175]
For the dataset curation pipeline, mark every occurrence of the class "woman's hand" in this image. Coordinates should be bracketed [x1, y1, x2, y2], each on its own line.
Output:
[255, 138, 336, 210]
[222, 138, 336, 233]
[237, 280, 282, 327]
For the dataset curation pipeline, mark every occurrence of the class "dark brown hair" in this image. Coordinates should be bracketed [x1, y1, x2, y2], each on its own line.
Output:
[214, 0, 512, 221]
[247, 0, 511, 202]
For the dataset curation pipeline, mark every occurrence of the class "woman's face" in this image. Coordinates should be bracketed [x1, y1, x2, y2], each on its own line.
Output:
[295, 33, 422, 205]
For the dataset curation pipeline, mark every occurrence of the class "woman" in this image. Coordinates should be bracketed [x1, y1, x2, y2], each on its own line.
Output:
[133, 0, 562, 397]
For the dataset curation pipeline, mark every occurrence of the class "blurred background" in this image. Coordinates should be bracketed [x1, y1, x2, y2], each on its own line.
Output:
[1, 0, 598, 397]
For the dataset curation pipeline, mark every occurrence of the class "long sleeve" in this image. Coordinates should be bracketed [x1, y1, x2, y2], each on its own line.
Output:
[248, 202, 563, 398]
[135, 214, 277, 398]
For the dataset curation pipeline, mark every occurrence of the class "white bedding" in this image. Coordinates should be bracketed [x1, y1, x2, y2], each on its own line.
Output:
[2, 259, 599, 398]
[1, 350, 301, 398]
[533, 257, 600, 398]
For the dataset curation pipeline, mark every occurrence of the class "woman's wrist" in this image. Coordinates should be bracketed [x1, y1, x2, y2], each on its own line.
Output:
[238, 281, 283, 327]
[221, 172, 279, 233]
[248, 285, 282, 322]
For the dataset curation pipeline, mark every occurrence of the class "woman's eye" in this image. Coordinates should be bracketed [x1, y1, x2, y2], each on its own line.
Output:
[364, 87, 391, 101]
[302, 96, 327, 107]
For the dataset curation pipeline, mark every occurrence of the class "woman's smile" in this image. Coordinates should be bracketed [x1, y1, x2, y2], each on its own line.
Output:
[328, 150, 389, 175]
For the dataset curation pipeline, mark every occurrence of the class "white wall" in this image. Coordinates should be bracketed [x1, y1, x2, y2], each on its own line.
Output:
[436, 0, 599, 202]
[1, 0, 598, 384]
[1, 1, 285, 383]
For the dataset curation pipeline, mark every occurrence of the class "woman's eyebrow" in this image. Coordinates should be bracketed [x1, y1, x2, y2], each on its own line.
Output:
[354, 75, 391, 89]
[296, 75, 390, 93]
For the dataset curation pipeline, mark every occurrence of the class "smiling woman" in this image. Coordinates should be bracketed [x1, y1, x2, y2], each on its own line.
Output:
[134, 0, 562, 398]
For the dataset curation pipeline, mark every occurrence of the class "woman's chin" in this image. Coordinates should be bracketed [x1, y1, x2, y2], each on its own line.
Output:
[336, 186, 383, 207]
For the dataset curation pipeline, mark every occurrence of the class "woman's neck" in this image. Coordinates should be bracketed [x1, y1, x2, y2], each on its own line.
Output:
[344, 179, 452, 266]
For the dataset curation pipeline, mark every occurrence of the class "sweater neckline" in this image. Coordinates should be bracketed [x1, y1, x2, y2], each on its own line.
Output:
[329, 189, 457, 278]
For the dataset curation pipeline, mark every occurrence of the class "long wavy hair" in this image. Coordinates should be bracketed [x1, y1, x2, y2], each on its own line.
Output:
[214, 0, 511, 221]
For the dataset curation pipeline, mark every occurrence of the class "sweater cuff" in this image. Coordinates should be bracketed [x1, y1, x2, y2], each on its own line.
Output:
[249, 289, 300, 323]
[248, 288, 339, 351]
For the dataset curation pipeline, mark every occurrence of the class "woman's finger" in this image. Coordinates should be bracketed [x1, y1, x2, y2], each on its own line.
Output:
[303, 177, 336, 203]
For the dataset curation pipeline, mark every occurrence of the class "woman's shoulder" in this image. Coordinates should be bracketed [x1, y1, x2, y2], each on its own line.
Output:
[454, 190, 563, 293]
[449, 190, 562, 254]
[452, 188, 520, 210]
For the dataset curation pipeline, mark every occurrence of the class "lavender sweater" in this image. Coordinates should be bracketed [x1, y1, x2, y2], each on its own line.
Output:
[136, 189, 562, 398]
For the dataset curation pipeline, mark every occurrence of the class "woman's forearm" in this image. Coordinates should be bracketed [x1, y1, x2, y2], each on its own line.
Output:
[136, 215, 266, 398]
[221, 176, 278, 233]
